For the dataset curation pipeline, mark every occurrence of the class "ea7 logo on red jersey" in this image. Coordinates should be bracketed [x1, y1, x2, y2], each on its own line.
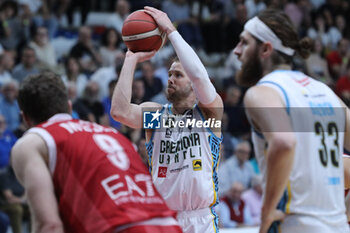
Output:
[158, 167, 167, 178]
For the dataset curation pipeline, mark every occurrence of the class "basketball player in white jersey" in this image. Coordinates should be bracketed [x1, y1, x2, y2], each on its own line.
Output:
[111, 6, 223, 233]
[233, 9, 350, 233]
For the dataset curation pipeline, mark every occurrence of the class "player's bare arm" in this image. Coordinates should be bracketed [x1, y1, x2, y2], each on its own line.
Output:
[110, 50, 162, 129]
[244, 85, 295, 233]
[11, 133, 64, 233]
[344, 156, 350, 189]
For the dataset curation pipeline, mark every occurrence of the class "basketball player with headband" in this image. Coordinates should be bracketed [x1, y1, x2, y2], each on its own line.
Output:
[233, 9, 350, 233]
[111, 6, 223, 233]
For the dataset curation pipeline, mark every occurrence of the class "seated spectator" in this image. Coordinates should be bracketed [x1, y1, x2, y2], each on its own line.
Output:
[224, 85, 250, 138]
[0, 51, 14, 87]
[107, 0, 130, 34]
[218, 182, 253, 228]
[131, 79, 145, 105]
[0, 210, 9, 233]
[29, 26, 58, 72]
[305, 38, 333, 85]
[136, 137, 148, 167]
[61, 56, 88, 98]
[140, 61, 163, 101]
[0, 114, 16, 169]
[69, 26, 102, 75]
[73, 81, 108, 124]
[162, 0, 203, 49]
[219, 141, 255, 195]
[90, 64, 119, 100]
[11, 46, 39, 82]
[335, 63, 350, 106]
[102, 79, 121, 129]
[327, 38, 350, 81]
[0, 80, 20, 132]
[242, 174, 263, 226]
[0, 166, 30, 233]
[99, 28, 124, 67]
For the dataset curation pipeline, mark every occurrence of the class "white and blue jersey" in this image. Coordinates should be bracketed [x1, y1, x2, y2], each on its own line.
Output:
[252, 70, 349, 233]
[146, 104, 222, 233]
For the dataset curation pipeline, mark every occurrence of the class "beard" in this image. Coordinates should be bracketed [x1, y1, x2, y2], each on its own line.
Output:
[236, 49, 263, 87]
[166, 83, 192, 103]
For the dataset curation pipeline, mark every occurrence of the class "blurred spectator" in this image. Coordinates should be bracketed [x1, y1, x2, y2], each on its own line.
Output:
[102, 79, 121, 129]
[29, 26, 58, 72]
[0, 166, 30, 233]
[90, 64, 120, 100]
[66, 81, 80, 119]
[136, 137, 148, 167]
[140, 61, 163, 101]
[223, 2, 248, 52]
[305, 38, 333, 85]
[0, 210, 9, 233]
[284, 0, 310, 32]
[19, 0, 59, 39]
[219, 141, 254, 195]
[0, 51, 14, 86]
[327, 38, 350, 81]
[0, 1, 25, 50]
[0, 80, 20, 131]
[245, 0, 266, 18]
[218, 182, 253, 228]
[131, 78, 146, 104]
[224, 85, 250, 137]
[99, 28, 124, 67]
[335, 63, 350, 106]
[11, 46, 39, 82]
[221, 112, 235, 160]
[69, 26, 102, 75]
[66, 0, 92, 26]
[107, 0, 130, 34]
[0, 114, 16, 168]
[73, 81, 108, 124]
[162, 0, 203, 49]
[61, 56, 88, 97]
[241, 174, 263, 226]
[194, 0, 226, 53]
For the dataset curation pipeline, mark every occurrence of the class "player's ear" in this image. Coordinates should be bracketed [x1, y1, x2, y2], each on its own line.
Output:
[261, 42, 273, 58]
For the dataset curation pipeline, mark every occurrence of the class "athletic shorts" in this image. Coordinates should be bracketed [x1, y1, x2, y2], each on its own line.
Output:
[270, 214, 350, 233]
[114, 216, 182, 233]
[177, 207, 219, 233]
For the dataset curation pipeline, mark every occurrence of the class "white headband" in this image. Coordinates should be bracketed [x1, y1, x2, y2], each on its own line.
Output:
[244, 16, 295, 56]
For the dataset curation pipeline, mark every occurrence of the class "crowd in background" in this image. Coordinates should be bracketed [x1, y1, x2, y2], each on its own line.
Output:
[0, 0, 349, 231]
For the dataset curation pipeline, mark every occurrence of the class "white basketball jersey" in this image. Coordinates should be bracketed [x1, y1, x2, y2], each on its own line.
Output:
[146, 104, 222, 211]
[252, 70, 347, 226]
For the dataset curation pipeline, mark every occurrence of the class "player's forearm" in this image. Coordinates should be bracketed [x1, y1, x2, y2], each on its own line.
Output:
[168, 31, 216, 104]
[36, 221, 64, 233]
[262, 137, 295, 216]
[111, 56, 137, 122]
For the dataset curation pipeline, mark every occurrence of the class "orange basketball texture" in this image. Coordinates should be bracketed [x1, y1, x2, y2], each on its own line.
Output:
[122, 10, 165, 52]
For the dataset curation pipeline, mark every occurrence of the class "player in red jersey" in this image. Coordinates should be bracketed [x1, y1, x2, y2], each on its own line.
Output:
[11, 72, 182, 233]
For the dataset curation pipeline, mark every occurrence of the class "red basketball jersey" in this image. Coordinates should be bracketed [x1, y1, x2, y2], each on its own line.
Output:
[29, 114, 176, 233]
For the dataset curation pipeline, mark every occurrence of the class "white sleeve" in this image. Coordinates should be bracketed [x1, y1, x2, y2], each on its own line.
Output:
[168, 31, 217, 104]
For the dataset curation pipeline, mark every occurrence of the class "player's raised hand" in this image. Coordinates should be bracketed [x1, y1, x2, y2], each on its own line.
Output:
[144, 6, 176, 35]
[125, 49, 156, 63]
[259, 209, 285, 233]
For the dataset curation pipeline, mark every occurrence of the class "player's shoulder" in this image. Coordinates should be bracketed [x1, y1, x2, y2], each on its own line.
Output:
[244, 85, 284, 108]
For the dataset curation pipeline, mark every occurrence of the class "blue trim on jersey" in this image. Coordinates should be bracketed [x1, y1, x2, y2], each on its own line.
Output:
[209, 133, 222, 207]
[195, 104, 220, 137]
[258, 81, 290, 115]
[267, 189, 288, 233]
[168, 104, 173, 115]
[210, 206, 219, 233]
[145, 106, 165, 174]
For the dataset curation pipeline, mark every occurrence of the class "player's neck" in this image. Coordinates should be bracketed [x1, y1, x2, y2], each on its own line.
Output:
[171, 99, 196, 115]
[263, 64, 292, 76]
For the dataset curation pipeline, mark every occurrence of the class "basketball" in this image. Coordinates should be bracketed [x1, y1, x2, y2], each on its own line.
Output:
[122, 10, 166, 52]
